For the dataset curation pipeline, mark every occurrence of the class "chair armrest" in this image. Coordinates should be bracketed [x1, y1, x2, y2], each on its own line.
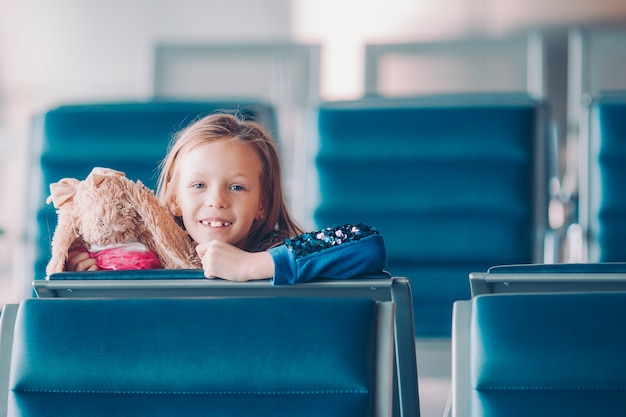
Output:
[451, 300, 472, 417]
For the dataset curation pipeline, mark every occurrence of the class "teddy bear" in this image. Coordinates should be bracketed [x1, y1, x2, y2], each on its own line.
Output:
[45, 167, 201, 276]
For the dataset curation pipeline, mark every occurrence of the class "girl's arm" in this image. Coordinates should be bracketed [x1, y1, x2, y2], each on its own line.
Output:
[196, 223, 387, 284]
[268, 223, 387, 285]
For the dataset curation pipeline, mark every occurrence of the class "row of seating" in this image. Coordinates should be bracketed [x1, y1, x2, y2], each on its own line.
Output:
[22, 91, 626, 338]
[5, 265, 626, 416]
[0, 273, 419, 417]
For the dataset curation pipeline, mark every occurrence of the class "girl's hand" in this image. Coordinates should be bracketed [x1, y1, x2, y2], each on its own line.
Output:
[65, 248, 100, 272]
[196, 240, 274, 281]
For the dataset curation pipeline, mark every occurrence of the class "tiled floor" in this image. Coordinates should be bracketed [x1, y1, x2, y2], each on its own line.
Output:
[415, 338, 452, 417]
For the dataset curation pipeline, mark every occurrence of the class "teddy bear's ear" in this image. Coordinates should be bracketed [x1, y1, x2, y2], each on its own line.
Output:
[87, 167, 126, 187]
[47, 178, 80, 208]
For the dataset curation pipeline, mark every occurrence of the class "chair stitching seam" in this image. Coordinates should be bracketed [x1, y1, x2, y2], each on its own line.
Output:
[12, 389, 370, 395]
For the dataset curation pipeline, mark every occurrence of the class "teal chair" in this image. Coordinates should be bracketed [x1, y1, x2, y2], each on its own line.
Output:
[451, 291, 626, 417]
[315, 93, 550, 337]
[581, 91, 626, 261]
[1, 297, 396, 417]
[30, 270, 420, 417]
[23, 100, 277, 286]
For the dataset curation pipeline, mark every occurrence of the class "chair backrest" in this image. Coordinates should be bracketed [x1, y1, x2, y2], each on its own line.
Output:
[23, 100, 277, 287]
[364, 33, 543, 98]
[580, 91, 626, 261]
[314, 93, 549, 337]
[469, 262, 626, 296]
[30, 271, 420, 417]
[0, 304, 18, 416]
[5, 297, 394, 417]
[452, 292, 626, 417]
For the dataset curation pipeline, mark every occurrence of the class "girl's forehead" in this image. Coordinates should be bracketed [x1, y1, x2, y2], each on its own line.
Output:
[177, 138, 262, 175]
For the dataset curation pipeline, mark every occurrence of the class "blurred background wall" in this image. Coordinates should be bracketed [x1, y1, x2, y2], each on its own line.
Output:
[2, 0, 626, 304]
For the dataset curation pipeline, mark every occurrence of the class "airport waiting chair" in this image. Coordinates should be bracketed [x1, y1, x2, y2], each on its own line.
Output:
[0, 297, 395, 417]
[314, 93, 550, 337]
[580, 91, 626, 262]
[30, 270, 420, 417]
[23, 100, 277, 288]
[450, 292, 626, 417]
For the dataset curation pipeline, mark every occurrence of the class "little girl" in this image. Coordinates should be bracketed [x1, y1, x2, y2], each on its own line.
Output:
[67, 113, 386, 284]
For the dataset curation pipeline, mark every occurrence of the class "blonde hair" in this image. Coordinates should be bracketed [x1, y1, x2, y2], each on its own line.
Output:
[156, 113, 302, 251]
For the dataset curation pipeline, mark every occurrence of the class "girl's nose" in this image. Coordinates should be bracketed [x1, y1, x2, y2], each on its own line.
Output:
[206, 188, 227, 209]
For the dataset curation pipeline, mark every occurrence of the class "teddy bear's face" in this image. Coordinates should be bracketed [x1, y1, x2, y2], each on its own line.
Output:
[73, 179, 141, 248]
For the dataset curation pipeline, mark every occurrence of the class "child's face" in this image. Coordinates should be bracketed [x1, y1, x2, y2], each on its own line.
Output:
[171, 138, 265, 247]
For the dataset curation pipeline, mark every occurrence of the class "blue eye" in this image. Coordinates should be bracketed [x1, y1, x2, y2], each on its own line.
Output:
[192, 183, 206, 189]
[230, 184, 245, 191]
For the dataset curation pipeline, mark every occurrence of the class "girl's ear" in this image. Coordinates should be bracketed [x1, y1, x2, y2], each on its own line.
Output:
[256, 204, 265, 221]
[169, 197, 183, 217]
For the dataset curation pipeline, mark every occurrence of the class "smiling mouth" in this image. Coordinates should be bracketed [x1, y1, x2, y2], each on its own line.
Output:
[201, 220, 232, 228]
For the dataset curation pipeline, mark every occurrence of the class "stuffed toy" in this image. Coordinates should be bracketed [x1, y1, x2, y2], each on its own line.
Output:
[45, 167, 201, 276]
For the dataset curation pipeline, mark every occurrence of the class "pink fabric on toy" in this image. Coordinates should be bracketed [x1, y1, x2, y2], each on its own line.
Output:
[90, 245, 164, 270]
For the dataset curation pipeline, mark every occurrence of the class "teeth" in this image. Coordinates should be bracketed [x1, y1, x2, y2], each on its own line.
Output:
[203, 220, 231, 227]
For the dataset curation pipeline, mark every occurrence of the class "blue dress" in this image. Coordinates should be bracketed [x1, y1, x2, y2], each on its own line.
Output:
[268, 223, 387, 285]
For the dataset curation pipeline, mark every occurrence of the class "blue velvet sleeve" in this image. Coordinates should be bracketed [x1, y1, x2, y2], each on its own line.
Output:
[268, 224, 387, 285]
